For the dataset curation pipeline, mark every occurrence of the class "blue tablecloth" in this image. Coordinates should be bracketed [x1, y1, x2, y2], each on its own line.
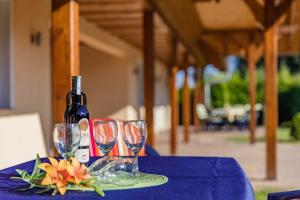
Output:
[0, 156, 254, 200]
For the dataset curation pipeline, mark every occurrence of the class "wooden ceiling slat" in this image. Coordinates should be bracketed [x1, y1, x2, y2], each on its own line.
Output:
[80, 3, 142, 12]
[79, 0, 173, 64]
[82, 13, 142, 20]
[80, 9, 141, 15]
[98, 24, 143, 29]
[79, 0, 138, 5]
[87, 17, 141, 22]
[100, 26, 167, 32]
[95, 20, 142, 26]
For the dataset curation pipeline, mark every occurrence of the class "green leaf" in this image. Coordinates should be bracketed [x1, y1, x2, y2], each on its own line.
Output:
[36, 187, 51, 194]
[16, 169, 30, 181]
[31, 154, 41, 178]
[80, 178, 93, 185]
[94, 186, 105, 197]
[30, 173, 46, 185]
[18, 184, 35, 191]
[92, 178, 105, 197]
[51, 188, 58, 196]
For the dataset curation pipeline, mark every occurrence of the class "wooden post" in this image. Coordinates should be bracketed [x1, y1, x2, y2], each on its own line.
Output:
[247, 40, 257, 144]
[169, 37, 178, 154]
[264, 0, 278, 180]
[143, 3, 155, 147]
[183, 54, 190, 143]
[52, 0, 79, 124]
[193, 67, 200, 130]
[169, 67, 179, 154]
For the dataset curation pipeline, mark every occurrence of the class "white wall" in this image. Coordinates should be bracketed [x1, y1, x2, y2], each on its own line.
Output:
[7, 0, 51, 151]
[80, 44, 139, 119]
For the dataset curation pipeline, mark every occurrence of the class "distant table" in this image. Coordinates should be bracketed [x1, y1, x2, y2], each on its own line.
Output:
[0, 156, 254, 200]
[268, 190, 300, 200]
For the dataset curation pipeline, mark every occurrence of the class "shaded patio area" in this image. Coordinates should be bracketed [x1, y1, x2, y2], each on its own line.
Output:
[156, 127, 300, 190]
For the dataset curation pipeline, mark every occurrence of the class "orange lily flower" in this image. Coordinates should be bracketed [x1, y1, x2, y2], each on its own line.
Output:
[38, 157, 92, 195]
[66, 158, 91, 185]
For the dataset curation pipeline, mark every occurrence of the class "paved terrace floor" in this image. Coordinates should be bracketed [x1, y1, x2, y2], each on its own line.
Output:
[155, 127, 300, 191]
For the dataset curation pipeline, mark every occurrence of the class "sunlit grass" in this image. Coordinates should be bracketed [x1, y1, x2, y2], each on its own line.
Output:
[227, 127, 299, 144]
[255, 188, 279, 200]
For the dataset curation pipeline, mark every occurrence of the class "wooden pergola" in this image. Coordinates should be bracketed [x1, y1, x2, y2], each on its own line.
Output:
[51, 0, 299, 180]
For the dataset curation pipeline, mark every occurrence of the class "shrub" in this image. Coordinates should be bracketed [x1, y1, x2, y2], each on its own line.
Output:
[291, 112, 300, 140]
[211, 83, 227, 108]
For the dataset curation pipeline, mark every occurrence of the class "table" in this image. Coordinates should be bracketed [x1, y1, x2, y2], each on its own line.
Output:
[0, 156, 254, 200]
[268, 190, 300, 200]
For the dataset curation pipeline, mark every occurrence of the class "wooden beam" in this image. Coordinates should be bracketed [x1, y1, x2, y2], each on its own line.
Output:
[243, 0, 264, 28]
[198, 39, 224, 69]
[143, 3, 155, 147]
[223, 33, 247, 49]
[247, 37, 257, 144]
[193, 67, 200, 130]
[150, 0, 213, 66]
[183, 53, 190, 143]
[203, 28, 260, 35]
[264, 0, 278, 180]
[169, 36, 178, 154]
[276, 0, 293, 23]
[52, 0, 79, 125]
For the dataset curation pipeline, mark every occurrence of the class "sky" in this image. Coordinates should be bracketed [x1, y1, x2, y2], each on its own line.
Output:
[175, 56, 239, 89]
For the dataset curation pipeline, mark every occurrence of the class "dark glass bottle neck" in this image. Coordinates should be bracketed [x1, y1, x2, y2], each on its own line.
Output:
[72, 76, 81, 95]
[71, 94, 82, 105]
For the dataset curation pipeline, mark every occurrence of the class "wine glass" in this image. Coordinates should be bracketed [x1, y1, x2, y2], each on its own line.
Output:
[89, 119, 118, 174]
[53, 123, 81, 160]
[123, 120, 147, 175]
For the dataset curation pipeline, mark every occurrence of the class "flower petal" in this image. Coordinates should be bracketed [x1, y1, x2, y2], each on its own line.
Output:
[48, 157, 59, 167]
[56, 181, 67, 195]
[45, 165, 58, 178]
[38, 163, 50, 171]
[58, 160, 67, 171]
[41, 174, 53, 185]
[70, 157, 80, 170]
[66, 164, 75, 176]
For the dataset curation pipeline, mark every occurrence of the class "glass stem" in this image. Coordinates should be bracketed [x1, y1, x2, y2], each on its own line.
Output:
[133, 151, 139, 175]
[104, 152, 109, 163]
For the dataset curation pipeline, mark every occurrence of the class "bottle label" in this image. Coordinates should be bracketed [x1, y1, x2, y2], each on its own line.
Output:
[76, 77, 81, 95]
[75, 118, 90, 163]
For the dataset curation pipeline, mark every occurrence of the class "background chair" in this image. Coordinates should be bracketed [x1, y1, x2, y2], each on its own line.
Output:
[0, 113, 47, 169]
[145, 144, 160, 156]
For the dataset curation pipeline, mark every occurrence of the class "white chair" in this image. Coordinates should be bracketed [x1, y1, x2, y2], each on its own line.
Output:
[196, 103, 208, 120]
[0, 113, 47, 169]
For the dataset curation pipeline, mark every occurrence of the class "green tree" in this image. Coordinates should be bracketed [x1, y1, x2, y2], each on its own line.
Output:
[227, 73, 249, 105]
[211, 83, 227, 108]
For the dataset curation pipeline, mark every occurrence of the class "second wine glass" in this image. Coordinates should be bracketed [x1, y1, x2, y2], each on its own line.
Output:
[89, 119, 118, 174]
[123, 120, 147, 175]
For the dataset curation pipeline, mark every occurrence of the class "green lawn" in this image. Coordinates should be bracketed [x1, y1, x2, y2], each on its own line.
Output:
[255, 188, 279, 200]
[227, 127, 299, 144]
[254, 188, 291, 200]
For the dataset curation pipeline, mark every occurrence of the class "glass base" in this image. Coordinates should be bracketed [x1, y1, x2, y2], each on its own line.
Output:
[88, 156, 140, 186]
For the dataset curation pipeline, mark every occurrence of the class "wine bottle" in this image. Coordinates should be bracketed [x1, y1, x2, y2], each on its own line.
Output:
[64, 76, 90, 163]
